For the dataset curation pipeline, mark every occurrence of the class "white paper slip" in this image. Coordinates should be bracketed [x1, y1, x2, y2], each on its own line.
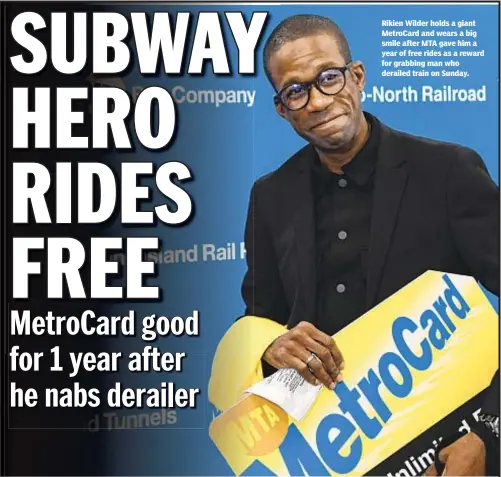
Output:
[245, 368, 322, 421]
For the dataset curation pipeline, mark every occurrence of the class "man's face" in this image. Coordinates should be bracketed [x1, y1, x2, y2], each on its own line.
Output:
[269, 33, 366, 151]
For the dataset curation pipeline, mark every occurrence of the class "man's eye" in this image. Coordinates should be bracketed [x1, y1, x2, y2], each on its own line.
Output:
[320, 70, 342, 84]
[285, 84, 306, 98]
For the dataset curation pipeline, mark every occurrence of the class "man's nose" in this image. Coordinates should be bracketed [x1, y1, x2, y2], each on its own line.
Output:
[306, 85, 331, 112]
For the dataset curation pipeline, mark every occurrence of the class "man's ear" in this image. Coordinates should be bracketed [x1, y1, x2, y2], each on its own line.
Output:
[350, 61, 366, 92]
[275, 102, 287, 120]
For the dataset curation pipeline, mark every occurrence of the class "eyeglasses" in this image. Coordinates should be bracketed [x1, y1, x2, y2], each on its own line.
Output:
[274, 63, 352, 111]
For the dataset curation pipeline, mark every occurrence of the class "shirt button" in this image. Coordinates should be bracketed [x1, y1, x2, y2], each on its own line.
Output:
[338, 178, 347, 188]
[336, 284, 346, 293]
[338, 230, 348, 240]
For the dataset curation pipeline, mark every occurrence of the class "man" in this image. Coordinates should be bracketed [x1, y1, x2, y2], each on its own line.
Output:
[209, 13, 499, 476]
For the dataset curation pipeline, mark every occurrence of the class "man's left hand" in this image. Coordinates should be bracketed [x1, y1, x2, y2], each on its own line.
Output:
[424, 433, 486, 476]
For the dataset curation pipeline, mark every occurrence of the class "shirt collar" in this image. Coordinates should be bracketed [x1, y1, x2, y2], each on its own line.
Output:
[312, 112, 380, 188]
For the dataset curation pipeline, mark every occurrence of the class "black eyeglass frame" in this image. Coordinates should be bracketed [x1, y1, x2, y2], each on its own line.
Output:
[273, 62, 353, 111]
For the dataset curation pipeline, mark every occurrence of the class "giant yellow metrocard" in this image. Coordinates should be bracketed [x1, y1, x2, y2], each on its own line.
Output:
[208, 271, 499, 476]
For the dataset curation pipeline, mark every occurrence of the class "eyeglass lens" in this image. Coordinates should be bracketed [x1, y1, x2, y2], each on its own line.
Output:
[280, 68, 346, 110]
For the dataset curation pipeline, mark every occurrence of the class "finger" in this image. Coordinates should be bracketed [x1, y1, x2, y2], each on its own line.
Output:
[302, 335, 342, 383]
[305, 325, 345, 369]
[423, 464, 438, 476]
[289, 356, 319, 386]
[290, 325, 336, 388]
[329, 339, 345, 370]
[441, 463, 462, 476]
[441, 459, 477, 477]
[295, 348, 335, 390]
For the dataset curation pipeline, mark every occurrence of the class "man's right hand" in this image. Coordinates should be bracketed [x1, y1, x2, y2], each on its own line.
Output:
[262, 321, 344, 389]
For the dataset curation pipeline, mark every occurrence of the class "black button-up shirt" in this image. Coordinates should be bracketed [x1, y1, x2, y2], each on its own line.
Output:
[312, 115, 380, 336]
